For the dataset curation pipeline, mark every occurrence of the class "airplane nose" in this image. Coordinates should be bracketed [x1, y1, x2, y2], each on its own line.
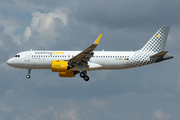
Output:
[7, 58, 13, 66]
[7, 59, 11, 65]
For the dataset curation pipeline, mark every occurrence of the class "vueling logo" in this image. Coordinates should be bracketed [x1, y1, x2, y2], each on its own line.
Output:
[53, 51, 64, 54]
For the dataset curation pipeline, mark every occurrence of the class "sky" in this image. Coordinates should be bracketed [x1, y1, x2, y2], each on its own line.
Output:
[0, 0, 180, 119]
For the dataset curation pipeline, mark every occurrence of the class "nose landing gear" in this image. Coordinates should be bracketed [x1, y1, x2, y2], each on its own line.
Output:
[26, 68, 31, 79]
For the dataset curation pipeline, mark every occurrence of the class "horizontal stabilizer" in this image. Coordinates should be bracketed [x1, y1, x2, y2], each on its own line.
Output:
[150, 51, 168, 58]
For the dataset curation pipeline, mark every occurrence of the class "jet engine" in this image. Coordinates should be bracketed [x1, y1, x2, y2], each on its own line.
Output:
[52, 60, 79, 77]
[59, 71, 76, 77]
[51, 60, 69, 72]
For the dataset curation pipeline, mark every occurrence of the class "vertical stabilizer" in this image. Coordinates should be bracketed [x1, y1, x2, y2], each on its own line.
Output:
[141, 26, 170, 52]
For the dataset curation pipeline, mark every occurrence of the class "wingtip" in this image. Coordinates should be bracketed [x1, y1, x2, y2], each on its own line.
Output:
[94, 34, 102, 45]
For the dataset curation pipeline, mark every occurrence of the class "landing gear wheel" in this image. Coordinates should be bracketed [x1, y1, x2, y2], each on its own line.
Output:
[26, 68, 31, 79]
[26, 75, 30, 79]
[84, 76, 89, 81]
[80, 72, 85, 78]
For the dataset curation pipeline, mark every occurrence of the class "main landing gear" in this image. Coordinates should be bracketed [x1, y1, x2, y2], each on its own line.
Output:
[80, 71, 89, 81]
[26, 68, 31, 79]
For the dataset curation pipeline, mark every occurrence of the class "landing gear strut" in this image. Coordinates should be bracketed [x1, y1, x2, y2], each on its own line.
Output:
[80, 71, 89, 81]
[26, 68, 31, 79]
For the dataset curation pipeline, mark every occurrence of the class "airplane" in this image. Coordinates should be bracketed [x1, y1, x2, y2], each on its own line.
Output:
[7, 26, 173, 81]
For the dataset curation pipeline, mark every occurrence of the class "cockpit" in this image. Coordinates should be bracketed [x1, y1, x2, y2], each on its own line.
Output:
[15, 55, 20, 57]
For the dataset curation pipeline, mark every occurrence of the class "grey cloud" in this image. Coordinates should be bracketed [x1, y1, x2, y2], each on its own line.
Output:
[71, 0, 180, 29]
[0, 26, 14, 52]
[0, 0, 180, 120]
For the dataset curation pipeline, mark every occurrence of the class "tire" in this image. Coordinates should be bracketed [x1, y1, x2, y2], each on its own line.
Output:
[26, 75, 30, 79]
[80, 72, 85, 78]
[84, 76, 89, 81]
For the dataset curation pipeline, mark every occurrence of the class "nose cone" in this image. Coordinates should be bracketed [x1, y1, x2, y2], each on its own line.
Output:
[7, 58, 13, 66]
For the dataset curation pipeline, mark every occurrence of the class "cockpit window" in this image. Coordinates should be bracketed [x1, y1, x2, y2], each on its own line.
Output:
[15, 55, 20, 57]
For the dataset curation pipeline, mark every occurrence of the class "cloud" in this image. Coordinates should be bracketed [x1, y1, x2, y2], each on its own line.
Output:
[0, 0, 43, 13]
[23, 27, 32, 42]
[90, 98, 107, 108]
[0, 118, 5, 120]
[72, 0, 180, 30]
[0, 16, 20, 35]
[177, 73, 180, 88]
[152, 109, 170, 120]
[0, 62, 13, 72]
[14, 115, 23, 120]
[0, 0, 179, 120]
[178, 79, 180, 85]
[59, 108, 79, 120]
[21, 10, 69, 48]
[0, 26, 17, 51]
[0, 102, 14, 112]
[18, 106, 55, 120]
[4, 89, 14, 95]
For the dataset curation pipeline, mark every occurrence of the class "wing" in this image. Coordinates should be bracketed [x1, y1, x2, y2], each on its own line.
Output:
[68, 34, 102, 70]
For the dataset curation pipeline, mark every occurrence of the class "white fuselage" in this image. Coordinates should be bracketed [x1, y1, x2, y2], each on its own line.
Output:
[6, 26, 173, 80]
[7, 50, 136, 71]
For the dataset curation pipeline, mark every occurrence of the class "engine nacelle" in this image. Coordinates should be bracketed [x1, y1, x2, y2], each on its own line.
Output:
[59, 71, 76, 77]
[52, 60, 68, 72]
